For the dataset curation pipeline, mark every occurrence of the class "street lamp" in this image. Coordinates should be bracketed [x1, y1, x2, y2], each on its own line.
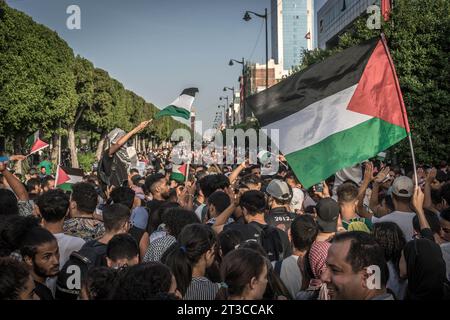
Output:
[220, 96, 229, 127]
[229, 58, 246, 123]
[243, 8, 268, 90]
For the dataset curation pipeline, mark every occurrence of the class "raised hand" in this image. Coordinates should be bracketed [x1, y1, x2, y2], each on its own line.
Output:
[374, 166, 390, 183]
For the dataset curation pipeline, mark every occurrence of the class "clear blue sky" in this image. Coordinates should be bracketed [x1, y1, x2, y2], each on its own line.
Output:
[6, 0, 326, 130]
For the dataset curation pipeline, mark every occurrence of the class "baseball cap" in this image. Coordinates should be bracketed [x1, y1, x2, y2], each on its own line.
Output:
[392, 176, 414, 198]
[265, 179, 292, 201]
[315, 198, 339, 233]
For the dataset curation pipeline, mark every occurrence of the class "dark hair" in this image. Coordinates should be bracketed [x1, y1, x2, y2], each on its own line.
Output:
[20, 226, 57, 260]
[291, 215, 319, 251]
[239, 190, 266, 215]
[144, 173, 166, 195]
[0, 189, 19, 216]
[146, 202, 180, 235]
[240, 174, 261, 187]
[111, 262, 174, 300]
[162, 208, 200, 238]
[0, 257, 31, 300]
[161, 223, 216, 296]
[208, 191, 231, 216]
[109, 187, 135, 209]
[441, 182, 450, 206]
[106, 233, 139, 262]
[217, 249, 265, 299]
[199, 174, 230, 198]
[130, 168, 139, 175]
[332, 231, 389, 287]
[83, 267, 119, 300]
[441, 207, 450, 222]
[71, 182, 98, 214]
[337, 182, 358, 202]
[40, 175, 55, 189]
[430, 189, 442, 206]
[0, 216, 40, 257]
[372, 222, 406, 275]
[412, 209, 442, 234]
[102, 204, 131, 232]
[218, 229, 243, 257]
[26, 178, 41, 192]
[36, 189, 70, 222]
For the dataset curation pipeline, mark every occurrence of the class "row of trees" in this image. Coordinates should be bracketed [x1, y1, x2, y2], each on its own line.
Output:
[295, 0, 450, 166]
[0, 1, 188, 168]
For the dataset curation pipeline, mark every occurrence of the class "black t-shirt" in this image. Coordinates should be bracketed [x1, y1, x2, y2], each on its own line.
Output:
[224, 221, 292, 260]
[265, 207, 297, 233]
[34, 281, 54, 300]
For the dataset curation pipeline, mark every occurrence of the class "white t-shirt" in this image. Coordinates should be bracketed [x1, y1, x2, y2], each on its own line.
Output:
[290, 188, 305, 212]
[441, 242, 450, 282]
[272, 255, 302, 299]
[54, 233, 86, 267]
[372, 211, 416, 241]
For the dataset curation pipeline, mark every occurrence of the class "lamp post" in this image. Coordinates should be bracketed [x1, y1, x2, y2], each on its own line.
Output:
[218, 105, 226, 128]
[219, 96, 229, 127]
[223, 87, 235, 126]
[229, 58, 246, 122]
[243, 8, 268, 90]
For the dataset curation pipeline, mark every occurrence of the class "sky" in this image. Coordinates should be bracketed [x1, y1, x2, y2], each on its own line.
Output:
[6, 0, 327, 131]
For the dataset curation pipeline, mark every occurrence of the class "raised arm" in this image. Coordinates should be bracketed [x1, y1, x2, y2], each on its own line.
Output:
[423, 167, 437, 210]
[0, 158, 28, 201]
[228, 159, 249, 185]
[109, 120, 152, 157]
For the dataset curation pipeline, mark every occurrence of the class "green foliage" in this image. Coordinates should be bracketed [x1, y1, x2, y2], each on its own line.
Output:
[78, 152, 96, 173]
[294, 0, 450, 165]
[0, 1, 189, 154]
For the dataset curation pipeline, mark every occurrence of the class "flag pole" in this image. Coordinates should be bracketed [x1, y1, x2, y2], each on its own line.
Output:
[380, 33, 418, 187]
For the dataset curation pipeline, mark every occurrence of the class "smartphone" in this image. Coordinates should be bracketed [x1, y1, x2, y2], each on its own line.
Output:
[315, 182, 324, 192]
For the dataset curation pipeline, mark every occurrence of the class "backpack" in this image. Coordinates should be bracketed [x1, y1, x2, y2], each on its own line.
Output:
[250, 222, 284, 262]
[55, 240, 107, 300]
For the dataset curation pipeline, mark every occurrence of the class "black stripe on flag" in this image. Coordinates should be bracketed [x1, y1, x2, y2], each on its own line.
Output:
[61, 167, 84, 177]
[246, 38, 379, 127]
[181, 88, 199, 97]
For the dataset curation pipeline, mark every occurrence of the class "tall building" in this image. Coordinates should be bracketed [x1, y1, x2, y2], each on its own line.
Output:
[271, 0, 314, 72]
[317, 0, 380, 49]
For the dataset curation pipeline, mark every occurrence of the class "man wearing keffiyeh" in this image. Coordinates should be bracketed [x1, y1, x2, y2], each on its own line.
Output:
[98, 120, 152, 193]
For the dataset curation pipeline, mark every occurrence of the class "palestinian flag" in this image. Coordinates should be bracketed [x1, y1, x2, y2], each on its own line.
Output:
[155, 88, 199, 120]
[26, 130, 49, 155]
[170, 164, 187, 183]
[247, 37, 409, 188]
[56, 166, 84, 191]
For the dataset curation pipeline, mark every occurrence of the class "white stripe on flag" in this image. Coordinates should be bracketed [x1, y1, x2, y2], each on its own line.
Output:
[262, 85, 372, 155]
[169, 94, 195, 111]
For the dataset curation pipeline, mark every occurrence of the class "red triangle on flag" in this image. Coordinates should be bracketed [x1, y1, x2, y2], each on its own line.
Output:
[179, 164, 187, 177]
[56, 166, 70, 186]
[30, 138, 49, 155]
[347, 40, 410, 132]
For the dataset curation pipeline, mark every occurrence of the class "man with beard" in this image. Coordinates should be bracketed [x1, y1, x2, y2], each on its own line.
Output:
[20, 226, 60, 300]
[144, 173, 171, 215]
[98, 121, 152, 193]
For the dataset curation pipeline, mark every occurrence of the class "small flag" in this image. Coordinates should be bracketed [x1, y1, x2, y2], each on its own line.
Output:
[156, 88, 199, 120]
[56, 166, 84, 191]
[247, 37, 409, 188]
[26, 131, 49, 155]
[170, 164, 187, 183]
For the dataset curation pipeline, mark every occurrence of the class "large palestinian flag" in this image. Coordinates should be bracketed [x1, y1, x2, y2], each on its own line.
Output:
[247, 37, 409, 188]
[155, 88, 198, 120]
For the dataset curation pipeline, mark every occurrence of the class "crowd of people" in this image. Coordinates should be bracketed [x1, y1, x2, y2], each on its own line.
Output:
[0, 125, 449, 301]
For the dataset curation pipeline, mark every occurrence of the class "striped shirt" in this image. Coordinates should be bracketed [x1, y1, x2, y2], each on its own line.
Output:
[184, 277, 220, 300]
[143, 235, 176, 262]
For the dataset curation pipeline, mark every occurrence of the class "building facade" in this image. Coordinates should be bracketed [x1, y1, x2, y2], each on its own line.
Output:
[317, 0, 381, 49]
[271, 0, 314, 72]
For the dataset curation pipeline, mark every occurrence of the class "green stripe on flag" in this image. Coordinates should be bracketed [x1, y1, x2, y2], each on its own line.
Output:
[57, 183, 73, 192]
[156, 105, 190, 120]
[285, 118, 407, 189]
[170, 172, 185, 183]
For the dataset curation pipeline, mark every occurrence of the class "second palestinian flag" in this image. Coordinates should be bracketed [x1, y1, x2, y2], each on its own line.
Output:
[156, 88, 198, 120]
[56, 166, 84, 191]
[170, 164, 187, 183]
[247, 37, 409, 188]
